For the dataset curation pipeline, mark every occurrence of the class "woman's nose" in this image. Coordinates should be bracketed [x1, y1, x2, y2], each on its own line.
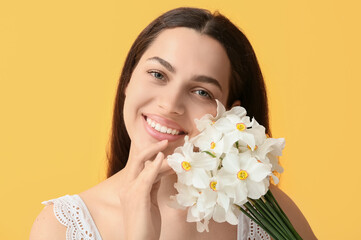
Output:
[157, 86, 185, 115]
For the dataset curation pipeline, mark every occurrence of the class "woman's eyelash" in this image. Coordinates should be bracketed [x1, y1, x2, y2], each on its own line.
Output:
[148, 70, 165, 80]
[194, 89, 213, 99]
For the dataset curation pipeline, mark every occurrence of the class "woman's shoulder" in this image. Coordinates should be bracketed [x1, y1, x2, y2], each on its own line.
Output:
[30, 202, 67, 240]
[270, 185, 318, 239]
[30, 191, 107, 240]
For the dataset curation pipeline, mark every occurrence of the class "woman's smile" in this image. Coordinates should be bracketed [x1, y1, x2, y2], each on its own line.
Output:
[142, 113, 187, 141]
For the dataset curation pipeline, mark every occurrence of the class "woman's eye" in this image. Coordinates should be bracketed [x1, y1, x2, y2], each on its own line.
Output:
[194, 89, 212, 99]
[149, 71, 165, 80]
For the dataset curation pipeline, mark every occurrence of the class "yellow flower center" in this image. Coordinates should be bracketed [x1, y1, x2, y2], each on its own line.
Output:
[237, 170, 248, 180]
[211, 120, 216, 125]
[210, 142, 216, 149]
[210, 181, 217, 191]
[247, 145, 258, 151]
[236, 123, 246, 131]
[181, 161, 191, 171]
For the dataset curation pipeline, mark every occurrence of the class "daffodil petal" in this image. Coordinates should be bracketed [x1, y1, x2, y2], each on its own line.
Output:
[203, 189, 217, 209]
[225, 205, 240, 225]
[192, 152, 217, 170]
[246, 179, 269, 199]
[192, 168, 210, 188]
[271, 173, 280, 184]
[188, 206, 200, 222]
[214, 117, 233, 133]
[222, 152, 240, 173]
[178, 171, 193, 186]
[217, 191, 230, 210]
[215, 99, 226, 118]
[226, 106, 247, 118]
[247, 161, 271, 182]
[234, 182, 247, 204]
[167, 153, 185, 173]
[218, 171, 237, 186]
[213, 204, 226, 223]
[240, 132, 256, 150]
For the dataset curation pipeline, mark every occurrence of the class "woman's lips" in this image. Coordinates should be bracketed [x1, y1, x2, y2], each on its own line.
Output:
[144, 113, 186, 132]
[142, 114, 186, 141]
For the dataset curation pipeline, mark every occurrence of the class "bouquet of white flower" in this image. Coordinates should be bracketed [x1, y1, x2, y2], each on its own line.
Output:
[167, 100, 302, 240]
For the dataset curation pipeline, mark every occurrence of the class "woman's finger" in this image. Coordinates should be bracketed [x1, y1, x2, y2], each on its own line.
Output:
[137, 152, 164, 193]
[126, 140, 168, 178]
[159, 156, 172, 173]
[138, 140, 168, 163]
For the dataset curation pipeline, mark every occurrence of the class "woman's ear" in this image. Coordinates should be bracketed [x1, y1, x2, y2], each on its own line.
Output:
[231, 100, 241, 107]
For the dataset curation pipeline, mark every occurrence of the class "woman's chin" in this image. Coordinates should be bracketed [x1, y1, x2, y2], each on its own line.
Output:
[163, 145, 180, 158]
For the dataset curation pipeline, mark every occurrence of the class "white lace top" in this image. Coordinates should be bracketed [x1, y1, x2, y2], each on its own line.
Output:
[42, 195, 270, 240]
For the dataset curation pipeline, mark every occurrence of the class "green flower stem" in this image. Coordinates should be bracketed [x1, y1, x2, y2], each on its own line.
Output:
[262, 198, 297, 240]
[238, 206, 266, 230]
[202, 151, 216, 158]
[264, 193, 291, 227]
[244, 202, 287, 240]
[251, 198, 289, 239]
[264, 191, 302, 240]
[265, 191, 291, 223]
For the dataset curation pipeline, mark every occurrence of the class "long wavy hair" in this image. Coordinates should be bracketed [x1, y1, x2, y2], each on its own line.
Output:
[106, 7, 271, 178]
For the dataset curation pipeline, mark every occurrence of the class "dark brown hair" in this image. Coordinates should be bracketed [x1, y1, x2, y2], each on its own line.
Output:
[106, 7, 271, 178]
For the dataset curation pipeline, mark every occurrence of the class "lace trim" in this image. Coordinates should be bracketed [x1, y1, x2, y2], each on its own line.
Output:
[42, 195, 102, 240]
[238, 212, 271, 240]
[248, 219, 271, 240]
[42, 194, 268, 240]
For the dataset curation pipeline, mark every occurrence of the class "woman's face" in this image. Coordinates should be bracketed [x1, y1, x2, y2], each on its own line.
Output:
[123, 27, 231, 157]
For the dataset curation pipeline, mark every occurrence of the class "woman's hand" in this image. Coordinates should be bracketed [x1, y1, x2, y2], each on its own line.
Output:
[119, 140, 170, 240]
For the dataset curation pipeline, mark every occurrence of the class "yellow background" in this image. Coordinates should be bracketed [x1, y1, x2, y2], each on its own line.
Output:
[1, 0, 360, 239]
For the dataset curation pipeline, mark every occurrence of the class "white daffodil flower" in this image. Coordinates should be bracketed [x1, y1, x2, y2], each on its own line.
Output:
[219, 151, 271, 204]
[192, 127, 225, 158]
[213, 114, 257, 151]
[238, 132, 285, 184]
[167, 138, 217, 188]
[173, 182, 200, 208]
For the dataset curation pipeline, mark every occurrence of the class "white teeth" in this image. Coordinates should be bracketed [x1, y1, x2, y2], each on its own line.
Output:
[146, 117, 182, 135]
[160, 126, 167, 133]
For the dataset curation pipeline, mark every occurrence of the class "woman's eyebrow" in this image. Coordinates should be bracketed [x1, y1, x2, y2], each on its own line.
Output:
[192, 75, 222, 91]
[147, 56, 176, 73]
[146, 56, 222, 91]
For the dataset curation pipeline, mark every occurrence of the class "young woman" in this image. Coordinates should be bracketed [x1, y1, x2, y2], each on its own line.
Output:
[30, 7, 317, 240]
